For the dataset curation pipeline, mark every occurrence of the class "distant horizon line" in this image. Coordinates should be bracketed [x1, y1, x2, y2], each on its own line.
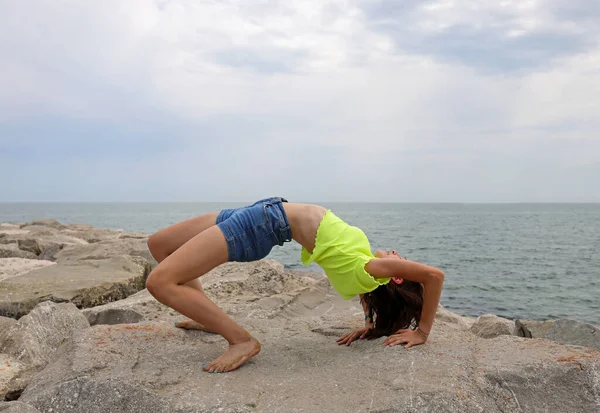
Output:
[1, 201, 599, 204]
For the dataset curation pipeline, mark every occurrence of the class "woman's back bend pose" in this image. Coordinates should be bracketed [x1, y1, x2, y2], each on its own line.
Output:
[146, 197, 444, 373]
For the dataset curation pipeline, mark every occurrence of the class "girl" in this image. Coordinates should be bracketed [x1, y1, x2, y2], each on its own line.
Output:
[146, 197, 444, 373]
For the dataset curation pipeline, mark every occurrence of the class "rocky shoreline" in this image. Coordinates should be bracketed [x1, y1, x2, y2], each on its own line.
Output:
[1, 220, 599, 413]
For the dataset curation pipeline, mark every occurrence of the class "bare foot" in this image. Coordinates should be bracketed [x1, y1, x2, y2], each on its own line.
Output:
[174, 319, 216, 333]
[203, 338, 261, 373]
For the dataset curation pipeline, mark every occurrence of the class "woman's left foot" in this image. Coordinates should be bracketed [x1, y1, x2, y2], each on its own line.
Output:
[175, 319, 216, 333]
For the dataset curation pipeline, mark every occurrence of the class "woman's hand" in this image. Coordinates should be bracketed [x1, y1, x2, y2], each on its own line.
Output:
[383, 328, 428, 348]
[336, 326, 372, 346]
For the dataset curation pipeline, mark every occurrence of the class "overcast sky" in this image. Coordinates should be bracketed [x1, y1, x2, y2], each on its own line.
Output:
[1, 0, 599, 202]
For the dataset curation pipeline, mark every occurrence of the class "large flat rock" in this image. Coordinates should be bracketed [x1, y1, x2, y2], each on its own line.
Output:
[18, 273, 600, 413]
[0, 259, 55, 282]
[0, 256, 151, 319]
[55, 238, 156, 267]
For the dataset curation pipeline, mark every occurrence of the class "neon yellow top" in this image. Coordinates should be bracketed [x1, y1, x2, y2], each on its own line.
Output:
[301, 210, 391, 299]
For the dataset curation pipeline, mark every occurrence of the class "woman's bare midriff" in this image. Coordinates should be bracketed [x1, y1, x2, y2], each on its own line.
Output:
[281, 203, 327, 253]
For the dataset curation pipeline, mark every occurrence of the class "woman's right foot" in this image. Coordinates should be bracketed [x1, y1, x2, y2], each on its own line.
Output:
[203, 337, 261, 373]
[174, 319, 216, 333]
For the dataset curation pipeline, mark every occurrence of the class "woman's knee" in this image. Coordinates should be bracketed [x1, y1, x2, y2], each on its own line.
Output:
[147, 232, 168, 262]
[146, 267, 169, 299]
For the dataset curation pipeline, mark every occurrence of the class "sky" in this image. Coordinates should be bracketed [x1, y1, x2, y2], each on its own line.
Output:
[1, 0, 599, 202]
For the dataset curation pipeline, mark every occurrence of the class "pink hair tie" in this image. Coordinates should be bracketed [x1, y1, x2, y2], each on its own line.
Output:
[391, 277, 404, 285]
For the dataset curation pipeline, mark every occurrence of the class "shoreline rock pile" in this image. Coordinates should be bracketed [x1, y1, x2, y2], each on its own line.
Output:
[1, 220, 599, 413]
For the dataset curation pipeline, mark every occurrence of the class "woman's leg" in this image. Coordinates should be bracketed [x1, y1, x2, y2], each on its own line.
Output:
[146, 225, 261, 373]
[147, 212, 221, 331]
[147, 212, 220, 262]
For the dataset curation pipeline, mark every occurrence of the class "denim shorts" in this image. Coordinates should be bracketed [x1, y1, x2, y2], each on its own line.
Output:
[216, 197, 293, 262]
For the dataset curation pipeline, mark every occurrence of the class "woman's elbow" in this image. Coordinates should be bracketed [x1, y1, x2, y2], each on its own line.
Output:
[431, 268, 444, 283]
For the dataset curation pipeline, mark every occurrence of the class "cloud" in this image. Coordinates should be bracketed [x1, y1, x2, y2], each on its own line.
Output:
[0, 0, 598, 202]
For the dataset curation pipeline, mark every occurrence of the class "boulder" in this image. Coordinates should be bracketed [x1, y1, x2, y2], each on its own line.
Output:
[0, 301, 89, 368]
[514, 319, 554, 338]
[0, 402, 41, 413]
[12, 261, 600, 413]
[0, 225, 28, 236]
[514, 319, 600, 350]
[81, 289, 168, 326]
[435, 305, 474, 330]
[0, 316, 17, 332]
[55, 238, 156, 268]
[15, 240, 41, 256]
[0, 259, 55, 282]
[0, 256, 151, 319]
[546, 319, 600, 350]
[24, 219, 66, 230]
[0, 248, 38, 260]
[469, 314, 515, 338]
[37, 244, 63, 261]
[0, 302, 89, 400]
[0, 354, 25, 401]
[19, 318, 600, 413]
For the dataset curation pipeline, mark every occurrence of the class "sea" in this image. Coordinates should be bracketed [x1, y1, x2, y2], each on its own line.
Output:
[1, 202, 598, 324]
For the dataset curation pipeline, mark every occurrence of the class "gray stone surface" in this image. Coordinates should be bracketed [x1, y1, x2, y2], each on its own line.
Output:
[546, 319, 600, 350]
[0, 302, 89, 368]
[0, 256, 151, 319]
[55, 238, 157, 268]
[0, 302, 89, 400]
[0, 316, 17, 332]
[1, 219, 156, 319]
[0, 402, 41, 413]
[514, 319, 554, 338]
[84, 308, 145, 326]
[469, 314, 515, 338]
[0, 248, 38, 260]
[0, 259, 55, 282]
[0, 354, 25, 401]
[16, 261, 600, 413]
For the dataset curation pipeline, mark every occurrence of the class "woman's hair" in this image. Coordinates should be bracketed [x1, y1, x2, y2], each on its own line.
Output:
[362, 280, 424, 338]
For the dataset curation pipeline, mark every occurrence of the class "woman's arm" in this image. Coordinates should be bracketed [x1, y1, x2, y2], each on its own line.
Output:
[365, 258, 444, 340]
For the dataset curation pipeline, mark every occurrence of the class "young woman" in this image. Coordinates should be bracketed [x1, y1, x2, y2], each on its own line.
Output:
[146, 197, 444, 373]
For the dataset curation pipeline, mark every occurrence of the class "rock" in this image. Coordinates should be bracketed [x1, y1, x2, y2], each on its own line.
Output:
[61, 227, 124, 244]
[0, 301, 89, 368]
[25, 219, 66, 230]
[0, 402, 41, 413]
[0, 354, 25, 401]
[469, 314, 515, 338]
[0, 259, 55, 282]
[0, 225, 28, 236]
[514, 319, 554, 338]
[514, 319, 600, 351]
[80, 260, 323, 326]
[12, 261, 600, 413]
[19, 319, 600, 413]
[0, 302, 89, 400]
[55, 238, 157, 268]
[80, 289, 169, 325]
[83, 308, 145, 326]
[546, 319, 600, 350]
[118, 232, 150, 240]
[0, 248, 38, 260]
[0, 256, 150, 319]
[16, 240, 41, 256]
[0, 316, 17, 333]
[37, 244, 63, 261]
[435, 305, 474, 330]
[21, 378, 191, 413]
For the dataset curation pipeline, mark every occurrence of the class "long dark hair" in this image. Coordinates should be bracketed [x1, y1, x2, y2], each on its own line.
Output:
[362, 280, 424, 338]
